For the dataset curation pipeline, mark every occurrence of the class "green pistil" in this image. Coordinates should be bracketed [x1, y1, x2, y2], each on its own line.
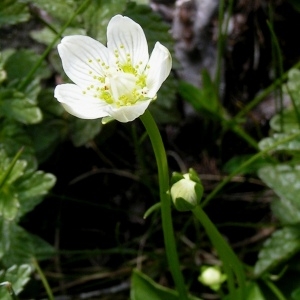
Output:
[120, 63, 137, 75]
[95, 57, 148, 106]
[118, 93, 138, 106]
[136, 74, 146, 87]
[100, 90, 113, 104]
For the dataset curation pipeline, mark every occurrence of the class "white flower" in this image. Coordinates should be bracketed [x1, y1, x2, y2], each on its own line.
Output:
[54, 15, 172, 123]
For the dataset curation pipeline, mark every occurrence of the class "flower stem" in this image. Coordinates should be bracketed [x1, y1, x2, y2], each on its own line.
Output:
[202, 130, 300, 207]
[140, 110, 188, 299]
[32, 257, 54, 300]
[192, 206, 246, 299]
[233, 60, 300, 122]
[263, 279, 287, 300]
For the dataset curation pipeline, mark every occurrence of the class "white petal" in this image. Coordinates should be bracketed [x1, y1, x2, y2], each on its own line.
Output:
[58, 35, 109, 88]
[108, 99, 152, 123]
[107, 15, 149, 72]
[54, 84, 110, 119]
[146, 42, 172, 98]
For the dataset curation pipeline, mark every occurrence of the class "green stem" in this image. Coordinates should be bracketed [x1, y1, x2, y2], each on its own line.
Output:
[202, 130, 300, 207]
[223, 118, 258, 150]
[140, 110, 188, 300]
[264, 279, 287, 300]
[214, 0, 225, 89]
[32, 257, 54, 300]
[267, 17, 284, 131]
[192, 206, 246, 300]
[214, 0, 234, 90]
[233, 60, 300, 122]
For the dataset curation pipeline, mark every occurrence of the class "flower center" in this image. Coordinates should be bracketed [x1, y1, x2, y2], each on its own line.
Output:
[84, 63, 148, 107]
[85, 55, 149, 107]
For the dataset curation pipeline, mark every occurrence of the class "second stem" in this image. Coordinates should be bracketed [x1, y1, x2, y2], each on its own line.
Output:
[140, 110, 188, 300]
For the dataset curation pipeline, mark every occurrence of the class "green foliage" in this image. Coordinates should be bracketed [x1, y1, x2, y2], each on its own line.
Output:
[254, 226, 300, 277]
[83, 0, 128, 42]
[0, 120, 37, 171]
[223, 154, 267, 175]
[272, 197, 300, 225]
[0, 49, 52, 125]
[193, 206, 246, 300]
[124, 2, 174, 55]
[292, 287, 300, 299]
[131, 269, 202, 300]
[0, 149, 56, 222]
[70, 117, 103, 147]
[150, 73, 180, 124]
[179, 71, 221, 118]
[223, 282, 265, 300]
[284, 68, 300, 106]
[27, 89, 67, 162]
[0, 149, 55, 267]
[0, 264, 32, 299]
[30, 26, 87, 47]
[5, 0, 300, 298]
[257, 69, 300, 228]
[258, 131, 300, 152]
[258, 164, 300, 213]
[0, 20, 59, 293]
[0, 88, 42, 124]
[288, 0, 300, 12]
[243, 283, 265, 300]
[255, 68, 300, 281]
[0, 0, 30, 27]
[0, 221, 54, 267]
[4, 49, 51, 84]
[31, 0, 78, 24]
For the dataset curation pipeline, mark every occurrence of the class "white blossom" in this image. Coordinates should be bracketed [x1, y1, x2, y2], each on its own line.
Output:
[54, 15, 172, 123]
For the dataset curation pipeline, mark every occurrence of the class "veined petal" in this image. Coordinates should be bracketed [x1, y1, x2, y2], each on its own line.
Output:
[146, 42, 172, 98]
[107, 15, 149, 72]
[58, 35, 109, 88]
[54, 84, 110, 119]
[108, 99, 152, 123]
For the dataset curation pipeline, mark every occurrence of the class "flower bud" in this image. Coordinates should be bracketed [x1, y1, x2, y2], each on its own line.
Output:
[170, 168, 203, 212]
[198, 266, 227, 291]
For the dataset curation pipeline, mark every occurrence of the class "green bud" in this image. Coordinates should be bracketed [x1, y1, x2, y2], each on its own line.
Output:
[170, 168, 203, 212]
[198, 266, 227, 291]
